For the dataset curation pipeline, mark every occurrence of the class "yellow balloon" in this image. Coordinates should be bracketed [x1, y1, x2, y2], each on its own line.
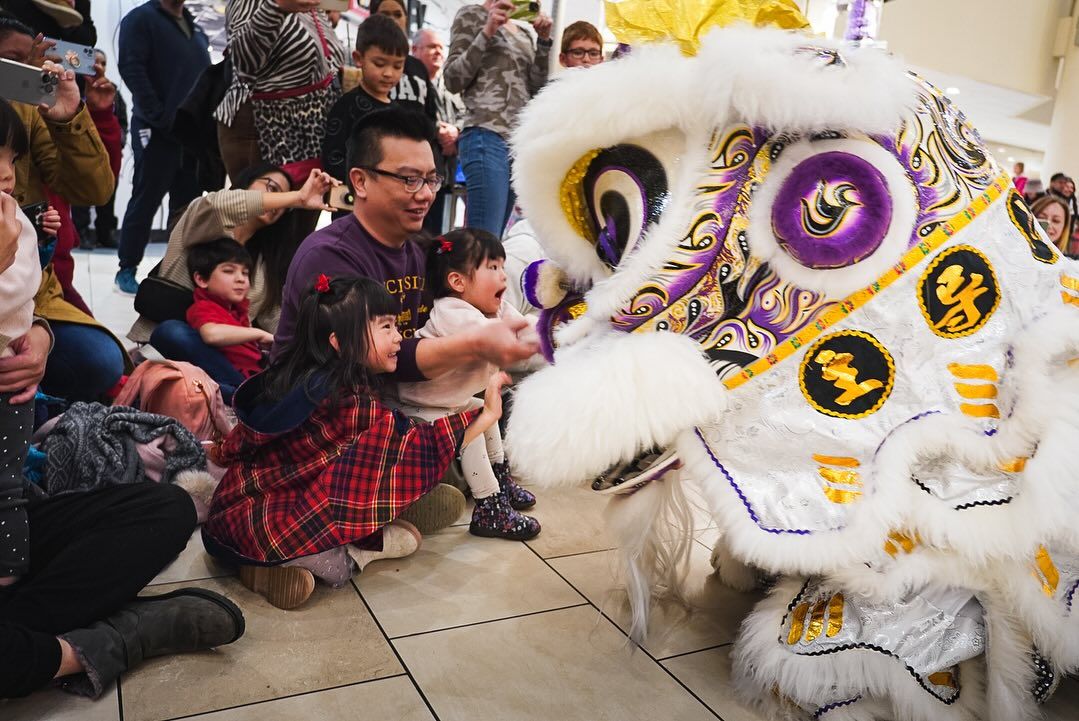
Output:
[604, 0, 811, 55]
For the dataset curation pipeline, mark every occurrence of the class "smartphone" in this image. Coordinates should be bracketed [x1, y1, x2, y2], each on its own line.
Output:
[0, 59, 58, 108]
[19, 202, 49, 244]
[319, 0, 349, 11]
[510, 0, 539, 22]
[46, 38, 97, 77]
[327, 185, 355, 212]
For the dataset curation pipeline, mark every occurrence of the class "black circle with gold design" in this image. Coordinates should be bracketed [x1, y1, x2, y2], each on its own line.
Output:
[918, 245, 1000, 339]
[1006, 190, 1057, 264]
[799, 330, 895, 419]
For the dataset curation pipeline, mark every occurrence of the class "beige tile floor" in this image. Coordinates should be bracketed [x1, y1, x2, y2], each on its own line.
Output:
[1, 248, 1077, 721]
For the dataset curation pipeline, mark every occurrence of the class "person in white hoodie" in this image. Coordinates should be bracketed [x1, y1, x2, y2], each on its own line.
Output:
[396, 228, 541, 541]
[0, 97, 53, 586]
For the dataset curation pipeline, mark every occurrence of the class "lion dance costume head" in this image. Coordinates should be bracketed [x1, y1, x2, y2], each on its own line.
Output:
[504, 1, 1079, 719]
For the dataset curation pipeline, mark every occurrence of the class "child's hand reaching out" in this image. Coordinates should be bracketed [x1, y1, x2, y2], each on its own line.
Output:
[483, 371, 511, 420]
[463, 371, 510, 446]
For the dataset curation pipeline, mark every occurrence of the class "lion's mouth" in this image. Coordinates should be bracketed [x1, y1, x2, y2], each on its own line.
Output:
[591, 447, 682, 495]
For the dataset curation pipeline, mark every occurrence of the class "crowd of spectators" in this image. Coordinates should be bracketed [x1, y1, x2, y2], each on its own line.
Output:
[0, 0, 610, 704]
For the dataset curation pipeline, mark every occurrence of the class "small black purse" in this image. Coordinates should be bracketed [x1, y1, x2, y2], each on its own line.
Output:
[133, 261, 194, 322]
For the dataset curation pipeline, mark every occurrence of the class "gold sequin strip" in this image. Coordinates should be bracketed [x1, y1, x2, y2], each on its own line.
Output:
[1032, 546, 1060, 598]
[787, 593, 845, 645]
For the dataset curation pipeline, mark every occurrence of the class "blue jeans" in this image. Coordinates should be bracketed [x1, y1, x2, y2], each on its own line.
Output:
[150, 320, 244, 402]
[459, 127, 515, 238]
[42, 323, 125, 402]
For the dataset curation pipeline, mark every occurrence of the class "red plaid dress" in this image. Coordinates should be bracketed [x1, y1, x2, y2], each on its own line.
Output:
[204, 393, 478, 563]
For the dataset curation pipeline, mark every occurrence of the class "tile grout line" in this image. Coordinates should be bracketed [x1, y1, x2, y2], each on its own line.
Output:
[521, 540, 727, 721]
[155, 673, 410, 721]
[657, 641, 733, 662]
[528, 545, 618, 561]
[349, 578, 444, 721]
[387, 602, 592, 641]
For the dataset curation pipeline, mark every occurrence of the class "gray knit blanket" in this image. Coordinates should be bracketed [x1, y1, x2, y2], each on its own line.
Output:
[41, 402, 207, 496]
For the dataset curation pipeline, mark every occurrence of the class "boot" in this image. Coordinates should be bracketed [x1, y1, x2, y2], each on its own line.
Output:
[399, 483, 466, 533]
[58, 588, 245, 697]
[469, 491, 541, 541]
[493, 461, 536, 510]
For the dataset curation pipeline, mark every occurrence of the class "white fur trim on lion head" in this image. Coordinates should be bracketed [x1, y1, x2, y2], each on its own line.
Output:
[505, 330, 726, 486]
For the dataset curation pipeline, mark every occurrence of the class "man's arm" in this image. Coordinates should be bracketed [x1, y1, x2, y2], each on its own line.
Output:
[413, 317, 538, 380]
[117, 12, 166, 129]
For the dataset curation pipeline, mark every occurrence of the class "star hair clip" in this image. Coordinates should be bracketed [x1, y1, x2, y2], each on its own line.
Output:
[315, 273, 332, 294]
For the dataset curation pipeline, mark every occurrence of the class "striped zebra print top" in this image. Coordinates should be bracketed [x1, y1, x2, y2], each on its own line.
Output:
[215, 0, 346, 126]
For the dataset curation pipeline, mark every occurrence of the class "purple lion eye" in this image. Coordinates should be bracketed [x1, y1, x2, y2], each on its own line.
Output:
[770, 151, 893, 269]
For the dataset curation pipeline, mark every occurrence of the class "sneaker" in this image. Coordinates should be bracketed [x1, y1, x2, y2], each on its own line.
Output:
[115, 267, 139, 295]
[469, 491, 541, 541]
[238, 565, 315, 610]
[348, 519, 422, 572]
[493, 461, 535, 510]
[399, 483, 466, 533]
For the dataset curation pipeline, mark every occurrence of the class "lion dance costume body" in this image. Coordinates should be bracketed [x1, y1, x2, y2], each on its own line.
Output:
[504, 2, 1079, 719]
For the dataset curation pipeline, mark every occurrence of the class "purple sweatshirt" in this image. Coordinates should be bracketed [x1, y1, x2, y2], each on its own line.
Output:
[273, 214, 431, 381]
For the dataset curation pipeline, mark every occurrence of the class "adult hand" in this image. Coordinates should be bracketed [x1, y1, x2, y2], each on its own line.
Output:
[437, 122, 459, 156]
[532, 13, 553, 41]
[84, 63, 117, 113]
[475, 316, 539, 367]
[296, 169, 337, 212]
[483, 0, 513, 38]
[38, 62, 81, 123]
[27, 34, 58, 68]
[0, 194, 22, 274]
[275, 0, 321, 13]
[0, 325, 51, 404]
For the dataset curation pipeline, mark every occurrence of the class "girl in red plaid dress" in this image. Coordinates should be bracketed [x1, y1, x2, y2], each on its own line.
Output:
[203, 276, 509, 609]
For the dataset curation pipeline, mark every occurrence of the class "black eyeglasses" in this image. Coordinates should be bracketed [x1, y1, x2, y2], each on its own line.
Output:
[567, 48, 603, 60]
[360, 166, 444, 194]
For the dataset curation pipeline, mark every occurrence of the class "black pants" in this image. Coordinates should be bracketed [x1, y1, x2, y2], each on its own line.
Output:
[71, 191, 118, 247]
[0, 483, 196, 697]
[118, 119, 201, 271]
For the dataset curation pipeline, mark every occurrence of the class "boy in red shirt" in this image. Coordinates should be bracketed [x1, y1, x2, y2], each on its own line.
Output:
[185, 239, 273, 379]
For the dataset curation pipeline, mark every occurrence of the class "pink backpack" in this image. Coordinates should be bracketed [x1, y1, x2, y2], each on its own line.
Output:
[114, 360, 234, 442]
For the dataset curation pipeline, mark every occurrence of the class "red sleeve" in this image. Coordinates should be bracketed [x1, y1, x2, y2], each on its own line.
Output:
[345, 400, 481, 499]
[87, 105, 122, 177]
[186, 300, 235, 330]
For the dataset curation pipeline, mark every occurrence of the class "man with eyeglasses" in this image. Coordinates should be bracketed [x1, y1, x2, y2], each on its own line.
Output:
[559, 20, 604, 69]
[273, 106, 537, 379]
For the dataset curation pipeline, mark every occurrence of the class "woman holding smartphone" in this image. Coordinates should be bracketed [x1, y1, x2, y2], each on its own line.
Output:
[444, 0, 553, 238]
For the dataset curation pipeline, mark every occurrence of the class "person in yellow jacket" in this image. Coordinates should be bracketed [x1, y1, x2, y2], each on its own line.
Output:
[3, 48, 132, 404]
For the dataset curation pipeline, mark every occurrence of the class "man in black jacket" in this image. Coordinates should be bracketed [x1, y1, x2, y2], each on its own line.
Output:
[115, 0, 209, 295]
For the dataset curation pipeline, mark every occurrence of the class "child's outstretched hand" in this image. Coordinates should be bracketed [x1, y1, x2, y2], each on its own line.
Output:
[41, 207, 61, 238]
[256, 329, 275, 348]
[483, 371, 511, 420]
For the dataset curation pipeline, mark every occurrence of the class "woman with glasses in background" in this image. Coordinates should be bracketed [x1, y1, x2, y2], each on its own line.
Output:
[127, 164, 335, 399]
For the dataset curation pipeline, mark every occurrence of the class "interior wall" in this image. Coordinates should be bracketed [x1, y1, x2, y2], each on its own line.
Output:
[876, 0, 1069, 97]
